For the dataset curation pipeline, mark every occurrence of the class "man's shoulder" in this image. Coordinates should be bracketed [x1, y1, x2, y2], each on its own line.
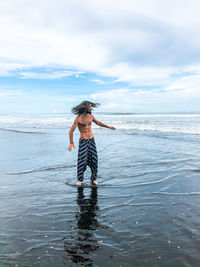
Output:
[74, 115, 80, 122]
[90, 114, 95, 119]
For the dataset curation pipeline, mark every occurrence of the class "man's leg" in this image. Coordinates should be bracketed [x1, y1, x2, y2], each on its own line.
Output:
[88, 138, 98, 183]
[77, 139, 88, 185]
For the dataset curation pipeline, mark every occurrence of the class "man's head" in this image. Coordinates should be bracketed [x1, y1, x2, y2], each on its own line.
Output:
[71, 101, 100, 115]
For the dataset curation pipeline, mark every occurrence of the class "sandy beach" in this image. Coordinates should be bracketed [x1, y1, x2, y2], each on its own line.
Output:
[1, 113, 200, 266]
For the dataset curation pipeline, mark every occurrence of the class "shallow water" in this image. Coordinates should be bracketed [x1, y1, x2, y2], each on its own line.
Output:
[1, 113, 200, 266]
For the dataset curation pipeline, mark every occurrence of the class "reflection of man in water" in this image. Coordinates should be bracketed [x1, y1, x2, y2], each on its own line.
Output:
[64, 187, 100, 266]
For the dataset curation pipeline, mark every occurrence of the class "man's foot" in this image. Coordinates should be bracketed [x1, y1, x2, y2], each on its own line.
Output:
[92, 180, 98, 185]
[77, 181, 82, 186]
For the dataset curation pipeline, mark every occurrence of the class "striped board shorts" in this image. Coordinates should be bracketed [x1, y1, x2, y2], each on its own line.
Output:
[77, 137, 98, 181]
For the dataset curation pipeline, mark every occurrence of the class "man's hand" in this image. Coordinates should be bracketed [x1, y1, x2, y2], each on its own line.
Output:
[109, 126, 115, 130]
[68, 143, 75, 151]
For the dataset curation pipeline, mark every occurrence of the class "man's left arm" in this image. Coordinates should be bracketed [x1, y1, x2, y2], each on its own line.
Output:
[92, 115, 115, 130]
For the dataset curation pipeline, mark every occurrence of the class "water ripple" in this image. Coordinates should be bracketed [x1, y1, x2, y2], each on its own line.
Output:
[7, 163, 76, 175]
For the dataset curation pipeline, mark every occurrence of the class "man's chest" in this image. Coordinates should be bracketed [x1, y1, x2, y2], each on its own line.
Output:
[78, 119, 92, 127]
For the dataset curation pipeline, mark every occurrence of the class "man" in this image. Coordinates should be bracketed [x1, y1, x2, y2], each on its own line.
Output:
[68, 101, 115, 186]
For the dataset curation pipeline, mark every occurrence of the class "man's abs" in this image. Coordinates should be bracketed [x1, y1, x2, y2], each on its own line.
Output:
[78, 124, 93, 139]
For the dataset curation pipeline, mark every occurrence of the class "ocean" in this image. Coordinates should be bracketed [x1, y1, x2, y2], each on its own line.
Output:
[1, 113, 200, 267]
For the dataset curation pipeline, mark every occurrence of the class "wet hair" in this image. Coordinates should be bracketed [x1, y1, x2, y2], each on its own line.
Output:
[71, 101, 100, 115]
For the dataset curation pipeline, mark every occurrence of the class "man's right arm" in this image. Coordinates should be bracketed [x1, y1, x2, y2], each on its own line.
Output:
[68, 117, 79, 151]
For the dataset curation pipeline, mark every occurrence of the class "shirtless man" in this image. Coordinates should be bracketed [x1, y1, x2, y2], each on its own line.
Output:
[68, 101, 115, 186]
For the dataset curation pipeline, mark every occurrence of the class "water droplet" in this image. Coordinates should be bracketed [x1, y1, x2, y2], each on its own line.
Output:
[168, 240, 171, 244]
[177, 246, 180, 249]
[158, 256, 162, 259]
[136, 221, 138, 224]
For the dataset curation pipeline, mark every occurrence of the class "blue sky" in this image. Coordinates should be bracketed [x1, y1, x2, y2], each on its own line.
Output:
[0, 0, 200, 113]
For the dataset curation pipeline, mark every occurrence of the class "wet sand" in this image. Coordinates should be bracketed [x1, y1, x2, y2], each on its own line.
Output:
[1, 114, 200, 266]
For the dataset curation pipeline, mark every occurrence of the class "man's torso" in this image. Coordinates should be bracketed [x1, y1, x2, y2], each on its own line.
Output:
[77, 114, 94, 139]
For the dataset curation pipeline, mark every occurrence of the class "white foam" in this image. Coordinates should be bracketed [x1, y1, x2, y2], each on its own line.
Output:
[103, 114, 200, 118]
[0, 114, 200, 135]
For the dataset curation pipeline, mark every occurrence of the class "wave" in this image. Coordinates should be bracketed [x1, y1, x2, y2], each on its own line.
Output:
[101, 173, 177, 189]
[153, 192, 200, 196]
[103, 113, 200, 118]
[126, 128, 200, 137]
[192, 169, 200, 172]
[1, 114, 200, 135]
[0, 128, 45, 134]
[7, 163, 76, 175]
[2, 124, 199, 135]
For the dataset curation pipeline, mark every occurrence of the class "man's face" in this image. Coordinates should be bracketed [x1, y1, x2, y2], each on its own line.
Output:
[88, 104, 92, 114]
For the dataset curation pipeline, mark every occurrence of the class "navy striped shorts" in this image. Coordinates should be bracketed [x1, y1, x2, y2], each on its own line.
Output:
[77, 137, 98, 181]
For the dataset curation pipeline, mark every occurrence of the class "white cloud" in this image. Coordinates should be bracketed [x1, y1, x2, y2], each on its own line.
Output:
[91, 79, 106, 85]
[0, 62, 26, 76]
[19, 70, 83, 79]
[1, 0, 200, 75]
[0, 90, 24, 97]
[91, 89, 139, 111]
[98, 63, 180, 86]
[1, 0, 200, 112]
[90, 82, 200, 112]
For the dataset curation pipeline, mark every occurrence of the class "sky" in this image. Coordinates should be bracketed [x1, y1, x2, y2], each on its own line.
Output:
[0, 0, 200, 114]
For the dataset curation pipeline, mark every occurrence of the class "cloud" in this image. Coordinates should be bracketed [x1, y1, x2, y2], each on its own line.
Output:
[90, 79, 106, 85]
[90, 81, 200, 112]
[1, 0, 200, 113]
[0, 62, 26, 76]
[1, 0, 200, 74]
[0, 89, 24, 97]
[98, 63, 180, 86]
[19, 70, 83, 79]
[90, 89, 139, 111]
